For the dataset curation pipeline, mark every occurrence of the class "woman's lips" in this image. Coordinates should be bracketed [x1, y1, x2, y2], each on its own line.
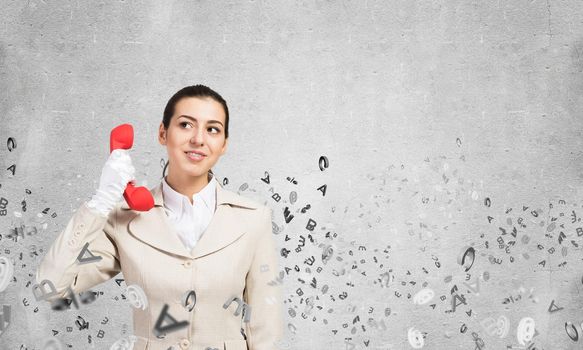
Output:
[185, 152, 206, 162]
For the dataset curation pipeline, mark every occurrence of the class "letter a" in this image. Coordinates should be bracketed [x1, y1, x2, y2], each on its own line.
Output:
[153, 304, 189, 337]
[76, 242, 102, 265]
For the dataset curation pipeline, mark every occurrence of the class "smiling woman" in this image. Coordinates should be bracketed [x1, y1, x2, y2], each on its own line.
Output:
[159, 86, 230, 204]
[35, 84, 284, 350]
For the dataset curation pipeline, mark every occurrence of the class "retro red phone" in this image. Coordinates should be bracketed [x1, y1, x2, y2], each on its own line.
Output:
[110, 124, 155, 211]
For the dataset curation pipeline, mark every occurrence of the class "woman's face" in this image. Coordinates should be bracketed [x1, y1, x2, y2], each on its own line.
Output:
[158, 96, 228, 180]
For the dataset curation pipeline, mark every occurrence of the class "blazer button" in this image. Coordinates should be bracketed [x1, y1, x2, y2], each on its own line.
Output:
[74, 231, 81, 237]
[78, 223, 85, 229]
[180, 338, 190, 349]
[183, 260, 192, 268]
[68, 239, 76, 247]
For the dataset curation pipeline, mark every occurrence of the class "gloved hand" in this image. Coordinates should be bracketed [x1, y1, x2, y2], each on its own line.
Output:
[86, 149, 136, 217]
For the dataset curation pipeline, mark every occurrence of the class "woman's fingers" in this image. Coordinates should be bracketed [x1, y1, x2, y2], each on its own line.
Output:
[107, 149, 137, 185]
[110, 148, 129, 160]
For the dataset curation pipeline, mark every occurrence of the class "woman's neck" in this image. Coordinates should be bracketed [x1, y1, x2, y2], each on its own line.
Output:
[164, 172, 211, 204]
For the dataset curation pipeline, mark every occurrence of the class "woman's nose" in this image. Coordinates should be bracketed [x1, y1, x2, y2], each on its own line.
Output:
[190, 128, 205, 145]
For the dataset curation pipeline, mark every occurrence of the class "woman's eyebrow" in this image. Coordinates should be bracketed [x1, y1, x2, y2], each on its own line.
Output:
[178, 114, 223, 127]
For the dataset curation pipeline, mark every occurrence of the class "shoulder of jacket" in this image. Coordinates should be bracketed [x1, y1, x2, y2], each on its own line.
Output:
[224, 189, 265, 211]
[228, 193, 271, 219]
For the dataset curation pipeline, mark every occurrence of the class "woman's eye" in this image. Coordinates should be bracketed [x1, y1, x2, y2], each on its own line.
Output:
[180, 122, 220, 133]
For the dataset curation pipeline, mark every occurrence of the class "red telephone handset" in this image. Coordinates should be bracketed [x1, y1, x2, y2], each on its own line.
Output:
[110, 124, 155, 211]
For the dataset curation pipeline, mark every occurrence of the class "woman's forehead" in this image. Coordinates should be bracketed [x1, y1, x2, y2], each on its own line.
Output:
[174, 97, 225, 122]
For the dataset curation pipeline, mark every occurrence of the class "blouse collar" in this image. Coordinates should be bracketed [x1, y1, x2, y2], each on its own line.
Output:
[162, 172, 217, 214]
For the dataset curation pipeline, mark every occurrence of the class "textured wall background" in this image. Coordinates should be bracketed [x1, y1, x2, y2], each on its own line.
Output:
[1, 0, 583, 349]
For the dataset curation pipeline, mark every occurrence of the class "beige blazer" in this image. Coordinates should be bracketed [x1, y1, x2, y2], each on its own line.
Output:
[36, 179, 284, 350]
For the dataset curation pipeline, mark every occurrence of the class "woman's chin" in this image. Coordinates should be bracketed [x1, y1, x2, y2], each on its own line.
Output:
[183, 166, 210, 177]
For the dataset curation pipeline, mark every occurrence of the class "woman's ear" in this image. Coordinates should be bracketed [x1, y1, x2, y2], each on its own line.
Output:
[158, 123, 167, 145]
[220, 137, 228, 156]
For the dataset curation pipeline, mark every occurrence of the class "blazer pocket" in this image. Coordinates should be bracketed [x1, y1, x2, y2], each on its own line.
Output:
[223, 339, 248, 350]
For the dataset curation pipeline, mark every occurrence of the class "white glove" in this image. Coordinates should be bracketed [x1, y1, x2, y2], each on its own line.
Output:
[86, 149, 136, 217]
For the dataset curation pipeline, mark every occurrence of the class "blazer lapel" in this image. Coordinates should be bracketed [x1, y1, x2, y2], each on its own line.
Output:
[121, 177, 259, 259]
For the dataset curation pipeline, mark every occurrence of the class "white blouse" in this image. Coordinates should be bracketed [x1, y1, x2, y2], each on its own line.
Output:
[161, 173, 217, 251]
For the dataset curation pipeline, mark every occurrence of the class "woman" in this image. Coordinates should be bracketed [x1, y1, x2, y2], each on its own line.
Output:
[36, 85, 284, 350]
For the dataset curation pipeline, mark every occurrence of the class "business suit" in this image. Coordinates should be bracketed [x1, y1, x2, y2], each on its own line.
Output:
[36, 179, 284, 350]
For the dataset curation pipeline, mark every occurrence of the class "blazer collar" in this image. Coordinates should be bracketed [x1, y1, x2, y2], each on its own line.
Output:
[120, 178, 259, 259]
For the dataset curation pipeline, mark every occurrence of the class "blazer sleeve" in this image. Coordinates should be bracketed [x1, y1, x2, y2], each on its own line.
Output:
[243, 206, 285, 350]
[35, 201, 121, 302]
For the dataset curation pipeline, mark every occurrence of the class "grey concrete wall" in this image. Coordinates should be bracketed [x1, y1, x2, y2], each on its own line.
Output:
[1, 0, 583, 349]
